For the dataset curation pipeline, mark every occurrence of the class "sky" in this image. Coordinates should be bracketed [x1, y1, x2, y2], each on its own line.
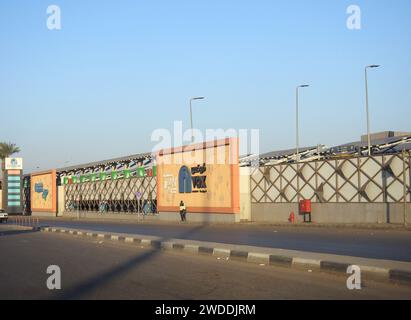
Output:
[0, 0, 410, 173]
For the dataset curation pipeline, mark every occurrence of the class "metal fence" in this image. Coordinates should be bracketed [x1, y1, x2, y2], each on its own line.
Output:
[251, 153, 411, 203]
[64, 176, 157, 214]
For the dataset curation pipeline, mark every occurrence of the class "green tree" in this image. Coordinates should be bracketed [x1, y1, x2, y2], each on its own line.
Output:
[1, 143, 20, 209]
[0, 142, 20, 170]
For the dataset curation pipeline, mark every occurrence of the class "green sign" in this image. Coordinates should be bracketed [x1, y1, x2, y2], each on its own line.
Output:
[72, 176, 78, 184]
[100, 172, 107, 181]
[123, 170, 131, 179]
[111, 171, 118, 180]
[138, 167, 145, 177]
[90, 173, 96, 182]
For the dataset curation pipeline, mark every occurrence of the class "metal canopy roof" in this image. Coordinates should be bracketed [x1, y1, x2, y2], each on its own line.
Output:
[258, 146, 318, 160]
[56, 152, 153, 175]
[239, 135, 411, 167]
[328, 136, 411, 154]
[29, 134, 411, 174]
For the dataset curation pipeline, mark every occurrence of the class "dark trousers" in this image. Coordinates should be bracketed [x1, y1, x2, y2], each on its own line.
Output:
[180, 210, 187, 222]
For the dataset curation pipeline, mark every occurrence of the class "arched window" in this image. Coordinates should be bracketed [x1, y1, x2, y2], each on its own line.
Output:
[178, 166, 192, 193]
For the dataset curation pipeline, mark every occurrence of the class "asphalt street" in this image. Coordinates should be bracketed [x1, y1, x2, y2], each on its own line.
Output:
[0, 225, 410, 300]
[34, 218, 411, 262]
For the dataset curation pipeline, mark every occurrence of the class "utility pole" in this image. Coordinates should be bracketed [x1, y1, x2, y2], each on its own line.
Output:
[189, 97, 205, 143]
[403, 148, 408, 227]
[364, 65, 380, 155]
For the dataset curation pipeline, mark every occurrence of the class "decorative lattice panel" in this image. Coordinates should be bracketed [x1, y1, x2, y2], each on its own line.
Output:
[251, 154, 410, 203]
[64, 176, 157, 213]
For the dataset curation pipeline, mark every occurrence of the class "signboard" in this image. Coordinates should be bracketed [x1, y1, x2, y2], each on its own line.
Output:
[156, 138, 240, 214]
[138, 167, 145, 177]
[3, 170, 23, 214]
[30, 170, 57, 214]
[124, 170, 131, 179]
[5, 157, 23, 170]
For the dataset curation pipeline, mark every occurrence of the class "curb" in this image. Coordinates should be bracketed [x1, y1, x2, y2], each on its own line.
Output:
[34, 215, 411, 231]
[39, 226, 411, 286]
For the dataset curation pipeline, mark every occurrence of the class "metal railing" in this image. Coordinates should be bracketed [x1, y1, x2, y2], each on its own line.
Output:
[8, 216, 40, 228]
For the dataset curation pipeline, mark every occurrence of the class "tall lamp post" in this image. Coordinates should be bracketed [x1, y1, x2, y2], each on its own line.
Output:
[365, 65, 380, 156]
[190, 97, 205, 143]
[296, 85, 310, 162]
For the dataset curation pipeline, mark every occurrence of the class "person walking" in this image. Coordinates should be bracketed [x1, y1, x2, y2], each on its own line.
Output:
[179, 200, 187, 222]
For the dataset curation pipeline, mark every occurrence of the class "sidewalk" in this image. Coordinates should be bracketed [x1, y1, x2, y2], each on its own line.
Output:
[35, 212, 411, 231]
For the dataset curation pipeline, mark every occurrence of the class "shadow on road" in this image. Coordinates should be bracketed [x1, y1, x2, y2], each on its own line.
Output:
[47, 223, 210, 300]
[0, 228, 40, 237]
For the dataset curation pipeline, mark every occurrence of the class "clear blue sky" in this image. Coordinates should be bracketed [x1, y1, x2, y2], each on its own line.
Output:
[0, 0, 410, 173]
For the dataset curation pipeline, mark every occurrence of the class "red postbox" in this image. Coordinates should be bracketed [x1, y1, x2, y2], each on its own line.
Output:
[299, 199, 312, 223]
[299, 199, 311, 213]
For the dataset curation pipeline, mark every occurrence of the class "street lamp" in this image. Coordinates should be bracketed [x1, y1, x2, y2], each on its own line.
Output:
[296, 85, 310, 162]
[365, 65, 380, 156]
[190, 96, 205, 143]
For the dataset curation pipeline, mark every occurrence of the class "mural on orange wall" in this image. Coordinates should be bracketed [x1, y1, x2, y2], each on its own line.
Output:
[31, 170, 57, 213]
[156, 138, 240, 214]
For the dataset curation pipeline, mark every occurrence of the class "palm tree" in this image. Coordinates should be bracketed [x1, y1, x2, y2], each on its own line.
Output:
[1, 143, 20, 207]
[0, 142, 21, 170]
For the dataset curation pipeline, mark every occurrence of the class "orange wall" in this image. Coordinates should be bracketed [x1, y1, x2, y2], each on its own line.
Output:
[31, 170, 57, 213]
[157, 138, 240, 214]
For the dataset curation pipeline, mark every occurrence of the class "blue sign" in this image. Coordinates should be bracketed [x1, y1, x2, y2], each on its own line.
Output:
[178, 166, 192, 193]
[34, 183, 44, 193]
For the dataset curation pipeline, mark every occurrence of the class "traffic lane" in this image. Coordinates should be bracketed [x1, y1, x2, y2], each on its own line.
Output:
[0, 227, 410, 300]
[36, 218, 411, 262]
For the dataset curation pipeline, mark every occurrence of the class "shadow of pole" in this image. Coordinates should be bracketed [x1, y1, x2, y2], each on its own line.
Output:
[0, 228, 40, 237]
[47, 223, 209, 300]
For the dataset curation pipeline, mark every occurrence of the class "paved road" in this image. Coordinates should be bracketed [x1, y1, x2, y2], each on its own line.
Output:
[0, 225, 410, 300]
[34, 218, 411, 262]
